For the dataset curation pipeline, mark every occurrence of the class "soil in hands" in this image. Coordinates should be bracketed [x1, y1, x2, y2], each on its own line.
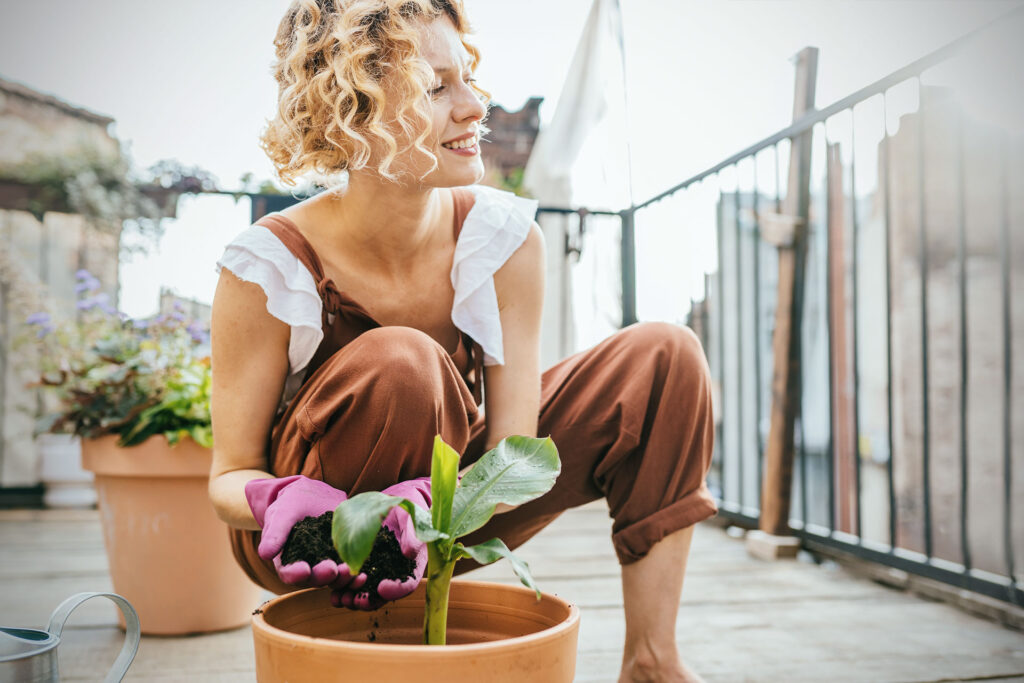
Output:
[281, 512, 416, 600]
[360, 527, 416, 595]
[281, 511, 339, 566]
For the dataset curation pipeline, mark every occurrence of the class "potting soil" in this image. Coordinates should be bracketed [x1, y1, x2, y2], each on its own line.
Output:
[280, 512, 416, 599]
[281, 511, 340, 566]
[359, 527, 416, 594]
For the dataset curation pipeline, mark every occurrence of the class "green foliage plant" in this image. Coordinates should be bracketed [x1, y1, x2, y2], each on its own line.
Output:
[20, 270, 213, 448]
[332, 434, 560, 645]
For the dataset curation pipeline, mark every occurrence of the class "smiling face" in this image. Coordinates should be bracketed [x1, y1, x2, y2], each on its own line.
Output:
[263, 1, 489, 190]
[377, 15, 487, 189]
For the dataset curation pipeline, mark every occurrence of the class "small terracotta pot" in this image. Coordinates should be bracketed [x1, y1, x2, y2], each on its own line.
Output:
[82, 435, 264, 635]
[252, 580, 580, 682]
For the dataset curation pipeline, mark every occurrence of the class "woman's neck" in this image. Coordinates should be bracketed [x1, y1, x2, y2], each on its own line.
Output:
[308, 174, 448, 279]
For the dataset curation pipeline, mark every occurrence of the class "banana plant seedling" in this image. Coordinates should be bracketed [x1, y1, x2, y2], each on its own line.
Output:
[332, 434, 560, 645]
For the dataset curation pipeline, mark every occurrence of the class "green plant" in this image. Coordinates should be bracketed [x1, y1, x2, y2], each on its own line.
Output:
[332, 434, 560, 645]
[20, 269, 212, 448]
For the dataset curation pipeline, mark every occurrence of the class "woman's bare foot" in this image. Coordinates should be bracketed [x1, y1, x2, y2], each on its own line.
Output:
[619, 648, 707, 682]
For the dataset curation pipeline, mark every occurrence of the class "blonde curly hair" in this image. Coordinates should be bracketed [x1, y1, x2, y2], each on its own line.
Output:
[261, 0, 492, 186]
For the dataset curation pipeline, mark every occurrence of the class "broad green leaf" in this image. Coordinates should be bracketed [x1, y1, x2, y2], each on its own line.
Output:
[430, 435, 460, 535]
[456, 539, 541, 600]
[332, 492, 447, 574]
[449, 436, 560, 539]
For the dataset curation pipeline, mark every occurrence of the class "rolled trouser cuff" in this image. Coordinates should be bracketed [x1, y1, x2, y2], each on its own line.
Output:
[612, 484, 719, 565]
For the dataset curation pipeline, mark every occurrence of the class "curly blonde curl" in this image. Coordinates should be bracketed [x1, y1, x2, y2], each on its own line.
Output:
[260, 0, 491, 186]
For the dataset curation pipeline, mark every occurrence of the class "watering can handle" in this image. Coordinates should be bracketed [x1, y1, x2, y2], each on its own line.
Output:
[47, 592, 141, 683]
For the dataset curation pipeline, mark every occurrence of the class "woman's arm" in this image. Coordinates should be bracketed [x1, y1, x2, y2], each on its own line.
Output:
[208, 268, 291, 529]
[481, 220, 546, 452]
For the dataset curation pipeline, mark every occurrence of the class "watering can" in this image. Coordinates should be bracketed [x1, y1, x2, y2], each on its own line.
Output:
[0, 592, 140, 683]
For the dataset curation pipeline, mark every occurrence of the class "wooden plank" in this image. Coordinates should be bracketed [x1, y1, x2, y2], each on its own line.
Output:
[56, 625, 256, 682]
[3, 507, 1023, 682]
[827, 141, 857, 536]
[760, 46, 819, 537]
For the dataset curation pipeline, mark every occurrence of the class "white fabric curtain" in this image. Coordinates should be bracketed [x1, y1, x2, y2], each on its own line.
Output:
[523, 0, 631, 369]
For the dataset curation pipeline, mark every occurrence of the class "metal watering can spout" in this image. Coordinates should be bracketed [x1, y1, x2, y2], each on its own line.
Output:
[0, 592, 140, 683]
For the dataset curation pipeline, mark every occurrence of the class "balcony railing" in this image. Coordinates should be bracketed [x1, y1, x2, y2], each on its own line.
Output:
[541, 6, 1022, 608]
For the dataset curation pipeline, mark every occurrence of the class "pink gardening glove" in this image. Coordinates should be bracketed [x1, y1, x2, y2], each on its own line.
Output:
[331, 476, 432, 611]
[244, 475, 366, 590]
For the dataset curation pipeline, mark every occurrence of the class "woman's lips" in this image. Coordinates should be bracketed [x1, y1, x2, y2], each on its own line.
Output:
[442, 143, 479, 156]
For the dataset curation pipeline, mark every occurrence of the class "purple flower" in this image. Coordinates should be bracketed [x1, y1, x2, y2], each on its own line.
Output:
[170, 311, 185, 322]
[76, 298, 96, 311]
[26, 312, 51, 325]
[75, 275, 101, 294]
[75, 269, 93, 280]
[36, 324, 55, 339]
[187, 321, 209, 344]
[133, 319, 150, 330]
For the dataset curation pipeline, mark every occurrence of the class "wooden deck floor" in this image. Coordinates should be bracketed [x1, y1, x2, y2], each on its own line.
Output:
[2, 502, 1022, 682]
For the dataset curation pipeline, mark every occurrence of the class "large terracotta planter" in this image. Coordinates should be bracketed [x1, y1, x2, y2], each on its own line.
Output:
[81, 434, 264, 635]
[252, 580, 580, 682]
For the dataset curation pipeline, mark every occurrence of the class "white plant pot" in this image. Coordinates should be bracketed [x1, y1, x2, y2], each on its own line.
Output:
[38, 434, 96, 508]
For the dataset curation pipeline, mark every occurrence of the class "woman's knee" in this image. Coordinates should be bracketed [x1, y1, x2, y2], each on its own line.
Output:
[313, 326, 458, 406]
[619, 322, 710, 386]
[345, 327, 449, 380]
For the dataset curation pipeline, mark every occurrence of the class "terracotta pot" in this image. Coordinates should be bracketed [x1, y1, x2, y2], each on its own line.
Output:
[252, 580, 580, 682]
[81, 435, 264, 635]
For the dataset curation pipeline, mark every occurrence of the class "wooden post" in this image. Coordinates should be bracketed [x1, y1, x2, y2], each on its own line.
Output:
[827, 142, 855, 535]
[746, 47, 818, 561]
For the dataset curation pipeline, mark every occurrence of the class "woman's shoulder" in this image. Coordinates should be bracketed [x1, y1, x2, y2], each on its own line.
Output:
[459, 184, 539, 232]
[449, 185, 541, 366]
[216, 221, 310, 283]
[215, 221, 324, 372]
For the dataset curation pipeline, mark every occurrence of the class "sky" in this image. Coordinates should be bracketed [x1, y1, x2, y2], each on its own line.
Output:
[0, 0, 1021, 323]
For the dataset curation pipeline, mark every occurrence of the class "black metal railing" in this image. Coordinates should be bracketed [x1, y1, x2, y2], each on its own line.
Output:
[556, 7, 1021, 607]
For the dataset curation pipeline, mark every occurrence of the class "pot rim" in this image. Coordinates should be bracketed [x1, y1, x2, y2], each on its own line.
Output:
[80, 434, 210, 478]
[252, 580, 580, 655]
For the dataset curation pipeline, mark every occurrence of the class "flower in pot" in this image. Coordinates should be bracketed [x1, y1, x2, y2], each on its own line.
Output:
[22, 270, 263, 634]
[251, 434, 581, 683]
[24, 269, 213, 449]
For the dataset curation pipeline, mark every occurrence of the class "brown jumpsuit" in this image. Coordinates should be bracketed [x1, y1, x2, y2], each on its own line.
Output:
[228, 188, 718, 595]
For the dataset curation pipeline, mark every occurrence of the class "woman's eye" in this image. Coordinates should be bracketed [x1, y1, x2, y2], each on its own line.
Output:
[430, 77, 477, 97]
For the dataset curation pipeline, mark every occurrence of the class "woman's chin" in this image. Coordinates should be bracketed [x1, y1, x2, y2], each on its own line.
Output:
[430, 164, 484, 188]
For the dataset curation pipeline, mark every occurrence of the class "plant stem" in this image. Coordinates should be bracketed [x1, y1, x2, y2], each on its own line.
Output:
[423, 542, 456, 645]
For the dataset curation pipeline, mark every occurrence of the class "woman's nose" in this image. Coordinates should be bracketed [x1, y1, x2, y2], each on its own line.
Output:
[453, 82, 486, 122]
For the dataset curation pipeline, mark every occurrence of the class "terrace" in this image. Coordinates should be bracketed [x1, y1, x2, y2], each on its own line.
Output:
[2, 4, 1022, 682]
[4, 502, 1022, 681]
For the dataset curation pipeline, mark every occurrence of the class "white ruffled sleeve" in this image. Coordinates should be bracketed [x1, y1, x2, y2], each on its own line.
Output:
[215, 225, 324, 376]
[449, 185, 540, 366]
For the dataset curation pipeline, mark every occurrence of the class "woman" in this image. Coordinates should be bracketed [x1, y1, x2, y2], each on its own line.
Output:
[209, 1, 716, 680]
